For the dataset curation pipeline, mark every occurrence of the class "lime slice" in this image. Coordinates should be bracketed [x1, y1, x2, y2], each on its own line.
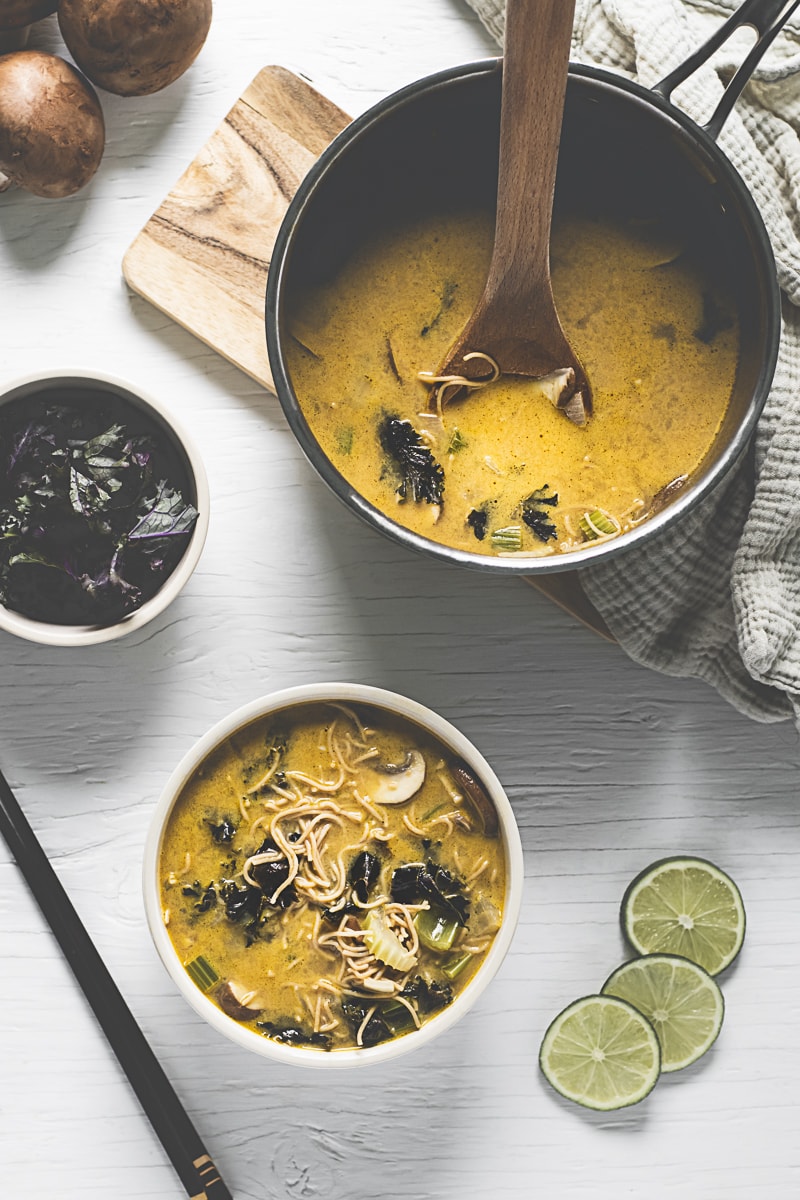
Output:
[621, 857, 745, 976]
[539, 994, 661, 1110]
[602, 954, 724, 1072]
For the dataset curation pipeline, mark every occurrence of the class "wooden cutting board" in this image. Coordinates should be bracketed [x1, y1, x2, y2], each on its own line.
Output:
[122, 65, 612, 642]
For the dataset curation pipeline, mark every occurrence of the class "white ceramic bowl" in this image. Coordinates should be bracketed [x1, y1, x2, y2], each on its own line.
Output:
[0, 368, 209, 646]
[143, 682, 524, 1069]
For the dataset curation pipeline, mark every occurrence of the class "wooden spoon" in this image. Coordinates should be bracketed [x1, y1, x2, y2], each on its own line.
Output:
[425, 0, 591, 425]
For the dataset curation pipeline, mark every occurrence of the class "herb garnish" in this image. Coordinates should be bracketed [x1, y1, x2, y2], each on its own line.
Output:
[0, 393, 198, 625]
[378, 416, 445, 505]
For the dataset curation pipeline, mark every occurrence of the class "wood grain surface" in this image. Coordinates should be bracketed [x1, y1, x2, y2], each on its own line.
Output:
[122, 66, 350, 391]
[2, 6, 797, 1200]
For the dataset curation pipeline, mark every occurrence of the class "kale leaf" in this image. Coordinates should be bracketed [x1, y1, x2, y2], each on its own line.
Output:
[467, 507, 488, 541]
[257, 1022, 332, 1050]
[378, 417, 445, 505]
[245, 837, 297, 909]
[521, 485, 559, 543]
[347, 851, 381, 904]
[400, 975, 453, 1014]
[339, 999, 393, 1048]
[206, 817, 237, 845]
[390, 860, 470, 925]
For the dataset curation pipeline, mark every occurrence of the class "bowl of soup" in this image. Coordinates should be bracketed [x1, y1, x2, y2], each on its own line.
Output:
[0, 368, 209, 645]
[143, 683, 524, 1067]
[266, 60, 778, 573]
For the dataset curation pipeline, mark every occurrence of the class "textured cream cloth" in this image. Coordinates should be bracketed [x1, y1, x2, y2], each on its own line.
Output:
[466, 0, 800, 722]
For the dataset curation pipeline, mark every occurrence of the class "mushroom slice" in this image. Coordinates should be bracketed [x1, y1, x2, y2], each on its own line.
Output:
[534, 367, 590, 427]
[217, 981, 262, 1022]
[450, 763, 499, 837]
[535, 367, 574, 407]
[363, 750, 426, 805]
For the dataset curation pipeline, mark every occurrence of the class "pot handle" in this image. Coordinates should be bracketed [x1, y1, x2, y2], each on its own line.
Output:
[652, 0, 800, 140]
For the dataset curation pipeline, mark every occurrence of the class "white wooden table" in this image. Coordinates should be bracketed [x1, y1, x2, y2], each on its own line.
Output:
[2, 3, 799, 1197]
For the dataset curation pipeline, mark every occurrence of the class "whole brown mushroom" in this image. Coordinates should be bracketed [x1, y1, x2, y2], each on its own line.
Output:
[0, 51, 105, 197]
[58, 0, 212, 97]
[1, 0, 58, 27]
[0, 1, 58, 51]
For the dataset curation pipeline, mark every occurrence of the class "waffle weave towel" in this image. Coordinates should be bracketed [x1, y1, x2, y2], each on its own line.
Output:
[466, 0, 800, 723]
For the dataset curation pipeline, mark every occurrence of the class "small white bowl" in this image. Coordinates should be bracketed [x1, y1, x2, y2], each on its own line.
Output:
[0, 369, 209, 646]
[143, 682, 524, 1069]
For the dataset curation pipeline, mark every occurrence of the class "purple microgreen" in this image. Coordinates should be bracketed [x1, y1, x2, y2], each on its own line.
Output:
[0, 395, 199, 625]
[128, 483, 199, 541]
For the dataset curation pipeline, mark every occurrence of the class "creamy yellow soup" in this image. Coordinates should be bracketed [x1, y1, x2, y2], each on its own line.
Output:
[286, 210, 739, 558]
[159, 702, 506, 1053]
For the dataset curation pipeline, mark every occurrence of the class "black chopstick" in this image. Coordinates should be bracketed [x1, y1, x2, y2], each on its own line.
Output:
[0, 766, 233, 1200]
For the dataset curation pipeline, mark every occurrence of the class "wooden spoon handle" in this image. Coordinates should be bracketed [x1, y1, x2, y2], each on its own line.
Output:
[432, 0, 588, 404]
[485, 0, 576, 318]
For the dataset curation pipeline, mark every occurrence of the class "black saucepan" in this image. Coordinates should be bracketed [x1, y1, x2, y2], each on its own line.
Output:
[266, 0, 796, 575]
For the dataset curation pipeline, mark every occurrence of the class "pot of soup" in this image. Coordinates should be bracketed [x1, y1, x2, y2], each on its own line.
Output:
[266, 0, 788, 574]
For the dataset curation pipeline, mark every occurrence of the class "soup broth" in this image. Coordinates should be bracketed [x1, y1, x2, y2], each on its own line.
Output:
[286, 209, 739, 558]
[159, 702, 507, 1053]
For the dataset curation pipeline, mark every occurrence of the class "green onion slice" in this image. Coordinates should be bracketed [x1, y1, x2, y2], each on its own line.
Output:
[185, 955, 219, 993]
[490, 525, 522, 552]
[442, 951, 473, 980]
[579, 509, 621, 541]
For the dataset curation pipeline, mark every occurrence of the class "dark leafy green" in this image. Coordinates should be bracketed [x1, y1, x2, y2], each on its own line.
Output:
[206, 817, 237, 845]
[180, 880, 218, 914]
[0, 391, 198, 625]
[340, 998, 393, 1048]
[467, 507, 488, 541]
[257, 1022, 332, 1050]
[220, 880, 263, 922]
[348, 850, 381, 904]
[521, 485, 559, 543]
[340, 976, 454, 1047]
[378, 416, 445, 506]
[239, 836, 297, 909]
[400, 974, 453, 1014]
[390, 860, 470, 925]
